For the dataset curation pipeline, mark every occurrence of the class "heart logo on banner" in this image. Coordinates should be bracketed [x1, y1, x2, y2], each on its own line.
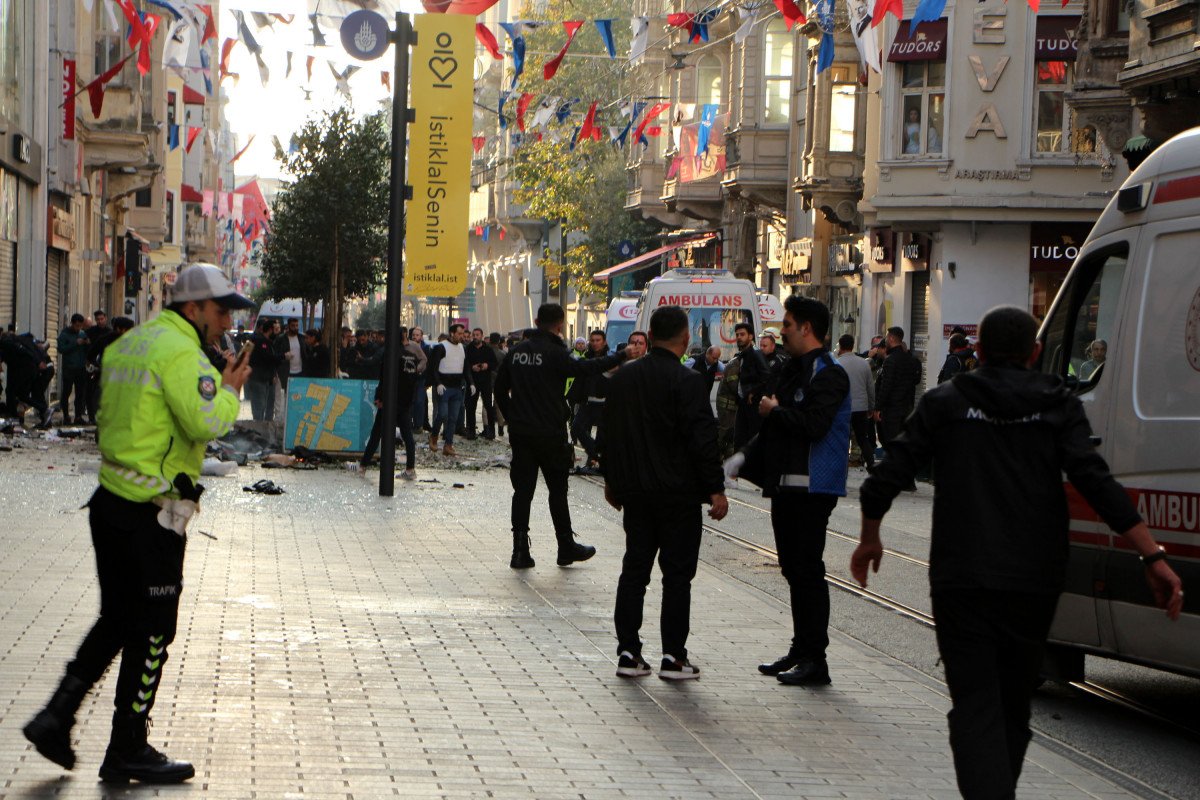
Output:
[429, 56, 458, 82]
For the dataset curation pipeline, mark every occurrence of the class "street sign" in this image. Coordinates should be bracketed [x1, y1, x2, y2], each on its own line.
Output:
[617, 240, 634, 259]
[406, 13, 474, 298]
[341, 10, 390, 61]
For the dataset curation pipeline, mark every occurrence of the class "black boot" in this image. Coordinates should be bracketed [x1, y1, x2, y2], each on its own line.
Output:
[98, 713, 194, 784]
[556, 532, 597, 566]
[23, 674, 89, 770]
[510, 531, 535, 569]
[482, 424, 495, 440]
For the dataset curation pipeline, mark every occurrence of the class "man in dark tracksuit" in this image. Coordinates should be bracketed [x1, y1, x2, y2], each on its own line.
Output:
[729, 296, 851, 686]
[603, 306, 728, 680]
[852, 305, 1183, 800]
[873, 325, 922, 446]
[732, 323, 769, 450]
[495, 303, 626, 569]
[464, 328, 498, 439]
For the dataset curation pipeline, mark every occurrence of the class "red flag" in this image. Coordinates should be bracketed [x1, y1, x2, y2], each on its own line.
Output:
[382, 71, 391, 92]
[472, 136, 486, 153]
[115, 0, 159, 75]
[85, 55, 133, 118]
[633, 102, 671, 146]
[220, 38, 238, 82]
[578, 101, 602, 142]
[1028, 0, 1041, 10]
[544, 21, 584, 80]
[476, 23, 503, 60]
[306, 55, 315, 82]
[516, 93, 535, 132]
[198, 4, 217, 43]
[230, 135, 255, 164]
[870, 0, 903, 26]
[666, 12, 693, 37]
[185, 126, 202, 152]
[773, 0, 807, 29]
[421, 0, 501, 12]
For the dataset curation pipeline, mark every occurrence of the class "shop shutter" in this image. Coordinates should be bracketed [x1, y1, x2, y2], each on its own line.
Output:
[909, 270, 930, 403]
[0, 241, 15, 331]
[46, 249, 65, 362]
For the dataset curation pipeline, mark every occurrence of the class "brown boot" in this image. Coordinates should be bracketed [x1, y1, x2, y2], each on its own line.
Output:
[442, 444, 457, 457]
[429, 433, 439, 451]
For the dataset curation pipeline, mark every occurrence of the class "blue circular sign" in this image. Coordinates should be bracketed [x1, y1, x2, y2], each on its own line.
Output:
[341, 10, 390, 61]
[617, 240, 635, 259]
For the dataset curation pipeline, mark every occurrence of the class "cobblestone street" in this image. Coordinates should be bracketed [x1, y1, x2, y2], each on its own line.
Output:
[0, 440, 1147, 799]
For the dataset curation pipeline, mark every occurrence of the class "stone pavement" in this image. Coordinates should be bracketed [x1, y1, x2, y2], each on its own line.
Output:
[0, 452, 1147, 799]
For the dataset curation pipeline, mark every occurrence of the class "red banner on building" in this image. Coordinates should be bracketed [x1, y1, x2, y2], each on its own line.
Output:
[62, 59, 75, 140]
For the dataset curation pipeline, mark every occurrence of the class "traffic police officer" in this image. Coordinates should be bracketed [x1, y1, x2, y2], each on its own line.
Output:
[495, 303, 626, 569]
[23, 264, 253, 784]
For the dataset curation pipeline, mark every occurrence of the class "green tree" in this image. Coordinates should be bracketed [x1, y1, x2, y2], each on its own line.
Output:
[504, 0, 659, 294]
[260, 107, 389, 374]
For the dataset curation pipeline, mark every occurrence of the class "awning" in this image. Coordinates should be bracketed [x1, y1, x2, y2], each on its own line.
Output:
[180, 184, 204, 203]
[592, 233, 717, 282]
[1035, 17, 1080, 60]
[1123, 134, 1155, 153]
[888, 20, 947, 62]
[182, 85, 207, 105]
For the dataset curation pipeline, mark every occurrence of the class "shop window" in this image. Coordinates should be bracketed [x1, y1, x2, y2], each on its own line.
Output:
[763, 19, 793, 125]
[93, 8, 125, 85]
[135, 187, 152, 208]
[828, 65, 857, 152]
[899, 62, 945, 156]
[1039, 244, 1127, 391]
[1034, 61, 1088, 154]
[167, 90, 177, 127]
[696, 54, 721, 108]
[165, 191, 174, 244]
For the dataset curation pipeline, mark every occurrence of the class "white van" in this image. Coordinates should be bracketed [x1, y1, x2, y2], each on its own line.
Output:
[635, 268, 762, 361]
[604, 292, 640, 348]
[1037, 127, 1199, 680]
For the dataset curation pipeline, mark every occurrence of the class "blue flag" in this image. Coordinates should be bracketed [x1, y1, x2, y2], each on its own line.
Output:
[556, 98, 579, 124]
[199, 48, 212, 95]
[910, 0, 947, 34]
[594, 19, 616, 58]
[499, 22, 525, 86]
[695, 103, 719, 155]
[815, 0, 836, 74]
[498, 91, 511, 129]
[690, 9, 719, 43]
[168, 124, 180, 151]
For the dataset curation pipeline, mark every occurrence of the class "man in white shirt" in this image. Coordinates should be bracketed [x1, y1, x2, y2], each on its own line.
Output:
[428, 324, 474, 456]
[836, 334, 876, 469]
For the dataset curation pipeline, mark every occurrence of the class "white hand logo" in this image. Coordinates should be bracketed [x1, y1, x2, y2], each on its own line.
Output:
[354, 21, 377, 53]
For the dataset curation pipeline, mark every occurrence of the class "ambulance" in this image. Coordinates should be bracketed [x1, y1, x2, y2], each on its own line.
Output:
[758, 293, 785, 330]
[1037, 126, 1199, 679]
[635, 268, 761, 361]
[604, 292, 640, 348]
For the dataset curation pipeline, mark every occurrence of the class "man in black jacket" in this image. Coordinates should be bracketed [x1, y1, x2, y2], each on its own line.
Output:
[246, 318, 278, 421]
[873, 326, 922, 447]
[732, 322, 769, 450]
[495, 303, 626, 569]
[603, 306, 727, 680]
[301, 329, 330, 377]
[464, 327, 498, 439]
[851, 305, 1183, 800]
[728, 296, 851, 686]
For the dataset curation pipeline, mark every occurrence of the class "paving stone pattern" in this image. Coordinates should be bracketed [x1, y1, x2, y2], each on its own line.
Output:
[0, 461, 1143, 799]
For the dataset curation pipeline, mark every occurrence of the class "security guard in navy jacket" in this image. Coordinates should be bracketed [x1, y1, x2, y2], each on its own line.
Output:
[495, 303, 626, 568]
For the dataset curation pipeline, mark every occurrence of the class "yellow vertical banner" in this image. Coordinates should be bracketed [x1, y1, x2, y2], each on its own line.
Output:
[407, 13, 474, 297]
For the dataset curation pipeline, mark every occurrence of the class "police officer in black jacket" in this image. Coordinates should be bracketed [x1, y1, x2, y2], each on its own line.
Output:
[852, 306, 1183, 800]
[602, 306, 728, 680]
[494, 303, 626, 569]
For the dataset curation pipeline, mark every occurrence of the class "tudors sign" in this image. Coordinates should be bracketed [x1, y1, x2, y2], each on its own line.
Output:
[1029, 221, 1092, 272]
[1034, 16, 1080, 61]
[887, 19, 948, 62]
[407, 13, 474, 298]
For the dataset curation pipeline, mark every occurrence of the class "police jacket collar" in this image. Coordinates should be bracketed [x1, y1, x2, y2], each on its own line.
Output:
[531, 328, 563, 346]
[162, 309, 202, 348]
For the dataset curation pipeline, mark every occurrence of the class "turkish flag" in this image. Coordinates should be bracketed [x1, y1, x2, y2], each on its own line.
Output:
[421, 0, 501, 13]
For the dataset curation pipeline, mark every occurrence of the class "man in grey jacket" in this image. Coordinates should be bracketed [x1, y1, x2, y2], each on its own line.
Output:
[836, 335, 876, 469]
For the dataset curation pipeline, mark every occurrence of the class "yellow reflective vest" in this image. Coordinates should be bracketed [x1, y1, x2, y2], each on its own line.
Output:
[97, 310, 239, 503]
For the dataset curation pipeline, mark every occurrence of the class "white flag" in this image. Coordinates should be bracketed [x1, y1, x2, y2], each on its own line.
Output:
[103, 0, 120, 32]
[848, 0, 881, 73]
[161, 20, 192, 70]
[734, 7, 759, 43]
[629, 17, 650, 63]
[671, 102, 696, 149]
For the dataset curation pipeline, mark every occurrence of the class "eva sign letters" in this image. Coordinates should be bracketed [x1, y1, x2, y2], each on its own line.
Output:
[407, 13, 473, 297]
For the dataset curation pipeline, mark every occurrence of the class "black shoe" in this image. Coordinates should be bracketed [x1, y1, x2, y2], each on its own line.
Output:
[776, 659, 831, 686]
[757, 653, 802, 676]
[616, 651, 652, 678]
[510, 531, 535, 569]
[659, 655, 700, 681]
[99, 714, 194, 784]
[556, 538, 596, 566]
[465, 431, 477, 440]
[23, 675, 89, 770]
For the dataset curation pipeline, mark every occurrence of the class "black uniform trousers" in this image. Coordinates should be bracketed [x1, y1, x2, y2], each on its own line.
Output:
[931, 589, 1059, 800]
[571, 402, 603, 462]
[614, 495, 702, 660]
[509, 432, 573, 543]
[466, 373, 494, 433]
[361, 398, 416, 470]
[770, 492, 838, 660]
[849, 410, 876, 467]
[66, 487, 186, 718]
[60, 366, 89, 421]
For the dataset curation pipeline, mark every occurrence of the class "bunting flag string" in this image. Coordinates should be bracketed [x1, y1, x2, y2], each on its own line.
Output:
[543, 20, 584, 81]
[115, 0, 160, 76]
[734, 7, 759, 43]
[516, 92, 535, 132]
[498, 22, 526, 86]
[578, 101, 602, 142]
[633, 102, 671, 147]
[168, 124, 180, 150]
[219, 38, 238, 83]
[629, 16, 650, 62]
[85, 54, 133, 117]
[229, 135, 255, 164]
[815, 0, 836, 73]
[198, 4, 216, 43]
[186, 126, 202, 152]
[909, 0, 948, 34]
[309, 14, 326, 47]
[871, 0, 903, 27]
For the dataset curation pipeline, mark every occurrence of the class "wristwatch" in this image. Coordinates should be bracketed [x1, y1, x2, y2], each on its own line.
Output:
[1140, 546, 1168, 566]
